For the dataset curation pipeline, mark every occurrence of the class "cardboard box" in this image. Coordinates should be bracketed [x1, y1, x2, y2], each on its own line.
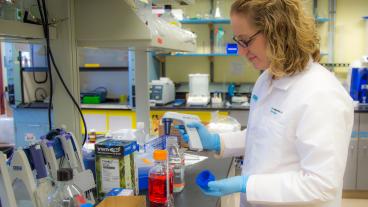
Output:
[97, 196, 146, 207]
[95, 140, 139, 198]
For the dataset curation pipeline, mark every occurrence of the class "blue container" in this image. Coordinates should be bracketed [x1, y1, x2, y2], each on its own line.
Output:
[138, 166, 151, 190]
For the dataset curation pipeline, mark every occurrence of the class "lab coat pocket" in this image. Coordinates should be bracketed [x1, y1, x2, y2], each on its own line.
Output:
[254, 115, 286, 160]
[258, 114, 286, 140]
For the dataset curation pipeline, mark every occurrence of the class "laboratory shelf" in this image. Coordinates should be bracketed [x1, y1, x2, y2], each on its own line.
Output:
[162, 53, 238, 57]
[22, 67, 49, 72]
[180, 18, 231, 24]
[315, 16, 332, 23]
[0, 19, 56, 40]
[79, 67, 129, 72]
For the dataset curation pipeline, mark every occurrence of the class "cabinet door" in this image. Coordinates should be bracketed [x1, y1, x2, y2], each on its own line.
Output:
[357, 138, 368, 190]
[343, 113, 359, 190]
[343, 138, 358, 190]
[357, 113, 368, 190]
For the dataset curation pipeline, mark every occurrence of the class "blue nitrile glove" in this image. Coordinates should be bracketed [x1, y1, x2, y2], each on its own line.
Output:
[201, 176, 249, 197]
[176, 122, 221, 152]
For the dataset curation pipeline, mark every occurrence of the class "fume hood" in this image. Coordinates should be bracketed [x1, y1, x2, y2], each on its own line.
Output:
[75, 0, 196, 52]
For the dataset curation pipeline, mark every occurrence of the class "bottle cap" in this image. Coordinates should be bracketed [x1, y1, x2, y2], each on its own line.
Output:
[196, 170, 216, 190]
[153, 150, 168, 161]
[57, 168, 73, 181]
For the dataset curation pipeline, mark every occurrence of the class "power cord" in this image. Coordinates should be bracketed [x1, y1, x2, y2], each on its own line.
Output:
[33, 70, 48, 84]
[36, 0, 52, 131]
[36, 0, 88, 145]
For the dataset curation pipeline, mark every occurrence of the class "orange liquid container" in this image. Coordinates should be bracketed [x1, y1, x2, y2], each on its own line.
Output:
[148, 150, 174, 207]
[148, 172, 173, 206]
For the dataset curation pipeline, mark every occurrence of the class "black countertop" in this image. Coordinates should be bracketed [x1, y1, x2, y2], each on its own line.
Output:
[151, 103, 250, 111]
[354, 104, 368, 113]
[17, 102, 368, 113]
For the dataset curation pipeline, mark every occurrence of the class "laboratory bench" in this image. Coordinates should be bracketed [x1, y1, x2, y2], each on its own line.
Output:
[142, 152, 234, 207]
[16, 101, 368, 113]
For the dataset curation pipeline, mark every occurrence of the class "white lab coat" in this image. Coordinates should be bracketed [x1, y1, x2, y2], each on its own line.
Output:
[217, 61, 354, 207]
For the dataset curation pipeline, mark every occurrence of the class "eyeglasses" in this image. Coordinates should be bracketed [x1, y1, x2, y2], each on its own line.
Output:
[233, 31, 261, 48]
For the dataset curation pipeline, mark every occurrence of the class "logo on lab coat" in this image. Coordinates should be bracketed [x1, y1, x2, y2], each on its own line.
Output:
[251, 94, 258, 103]
[270, 107, 283, 115]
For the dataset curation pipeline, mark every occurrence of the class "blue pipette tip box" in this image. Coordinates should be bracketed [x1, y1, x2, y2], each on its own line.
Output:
[196, 170, 216, 190]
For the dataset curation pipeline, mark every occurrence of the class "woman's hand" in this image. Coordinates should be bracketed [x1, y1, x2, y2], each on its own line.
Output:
[176, 122, 221, 152]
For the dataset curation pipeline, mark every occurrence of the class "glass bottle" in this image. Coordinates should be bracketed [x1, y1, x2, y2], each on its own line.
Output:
[88, 129, 96, 143]
[148, 150, 174, 207]
[48, 168, 87, 207]
[166, 136, 185, 193]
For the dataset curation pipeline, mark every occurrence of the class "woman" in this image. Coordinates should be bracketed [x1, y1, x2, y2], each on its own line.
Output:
[179, 0, 354, 206]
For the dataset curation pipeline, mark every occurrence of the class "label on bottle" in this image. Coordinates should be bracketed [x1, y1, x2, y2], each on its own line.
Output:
[101, 158, 120, 193]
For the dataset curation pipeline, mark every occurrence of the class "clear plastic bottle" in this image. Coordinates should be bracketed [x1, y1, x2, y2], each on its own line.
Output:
[166, 136, 185, 193]
[136, 122, 148, 152]
[48, 168, 86, 207]
[148, 150, 174, 207]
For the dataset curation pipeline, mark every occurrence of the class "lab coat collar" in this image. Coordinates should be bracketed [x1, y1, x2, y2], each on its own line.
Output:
[271, 58, 314, 91]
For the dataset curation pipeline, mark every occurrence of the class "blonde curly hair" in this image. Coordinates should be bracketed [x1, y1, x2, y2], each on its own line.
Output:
[231, 0, 320, 78]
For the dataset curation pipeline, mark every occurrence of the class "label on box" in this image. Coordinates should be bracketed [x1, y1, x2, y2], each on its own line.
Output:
[101, 158, 120, 193]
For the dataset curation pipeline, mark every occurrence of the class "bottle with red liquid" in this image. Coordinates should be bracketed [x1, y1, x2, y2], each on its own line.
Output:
[148, 150, 174, 207]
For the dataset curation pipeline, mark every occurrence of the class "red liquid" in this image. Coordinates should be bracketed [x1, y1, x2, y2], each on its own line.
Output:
[148, 172, 174, 207]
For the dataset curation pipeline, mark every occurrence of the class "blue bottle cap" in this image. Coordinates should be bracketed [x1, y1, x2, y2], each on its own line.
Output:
[196, 170, 216, 190]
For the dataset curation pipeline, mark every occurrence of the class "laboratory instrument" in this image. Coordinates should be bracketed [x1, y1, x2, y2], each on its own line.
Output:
[40, 129, 96, 203]
[348, 17, 368, 103]
[48, 168, 87, 207]
[0, 151, 17, 207]
[10, 148, 40, 207]
[148, 150, 174, 207]
[150, 77, 175, 105]
[162, 112, 203, 151]
[8, 134, 55, 207]
[348, 56, 368, 103]
[187, 74, 210, 106]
